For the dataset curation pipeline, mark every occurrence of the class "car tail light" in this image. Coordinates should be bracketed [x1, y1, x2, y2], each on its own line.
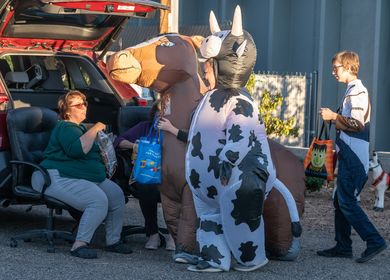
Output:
[137, 97, 148, 106]
[0, 95, 8, 103]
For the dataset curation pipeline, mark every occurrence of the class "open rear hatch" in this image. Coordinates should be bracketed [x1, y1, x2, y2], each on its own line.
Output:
[0, 0, 168, 51]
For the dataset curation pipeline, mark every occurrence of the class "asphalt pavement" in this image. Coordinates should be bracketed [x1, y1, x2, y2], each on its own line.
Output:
[0, 200, 389, 280]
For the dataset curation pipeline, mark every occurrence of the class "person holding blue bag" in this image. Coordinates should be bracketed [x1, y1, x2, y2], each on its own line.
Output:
[114, 100, 187, 250]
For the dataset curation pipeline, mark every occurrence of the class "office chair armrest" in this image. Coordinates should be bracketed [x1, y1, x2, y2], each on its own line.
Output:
[116, 149, 133, 176]
[116, 151, 130, 165]
[10, 160, 51, 196]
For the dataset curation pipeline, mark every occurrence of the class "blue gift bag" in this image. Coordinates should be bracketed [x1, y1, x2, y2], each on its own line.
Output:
[131, 121, 162, 185]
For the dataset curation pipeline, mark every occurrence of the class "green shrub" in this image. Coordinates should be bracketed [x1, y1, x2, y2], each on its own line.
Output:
[246, 72, 298, 137]
[305, 176, 325, 192]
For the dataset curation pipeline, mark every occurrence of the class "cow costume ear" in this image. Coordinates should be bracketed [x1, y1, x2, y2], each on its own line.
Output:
[231, 6, 243, 36]
[210, 11, 221, 34]
[235, 39, 247, 58]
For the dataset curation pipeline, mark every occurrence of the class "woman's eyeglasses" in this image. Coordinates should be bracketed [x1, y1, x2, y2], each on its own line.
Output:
[69, 101, 88, 109]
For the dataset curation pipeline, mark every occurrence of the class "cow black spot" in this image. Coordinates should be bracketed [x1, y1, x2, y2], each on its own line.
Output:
[200, 220, 223, 235]
[233, 98, 253, 117]
[231, 183, 263, 231]
[201, 245, 224, 265]
[239, 241, 258, 263]
[209, 89, 240, 112]
[245, 135, 269, 169]
[190, 169, 201, 189]
[228, 124, 243, 142]
[248, 130, 257, 147]
[225, 150, 239, 164]
[191, 132, 203, 160]
[208, 155, 220, 179]
[207, 185, 218, 199]
[218, 139, 226, 145]
[231, 141, 269, 231]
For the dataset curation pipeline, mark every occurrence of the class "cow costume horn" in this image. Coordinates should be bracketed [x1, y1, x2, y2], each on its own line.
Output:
[231, 5, 243, 36]
[209, 11, 221, 33]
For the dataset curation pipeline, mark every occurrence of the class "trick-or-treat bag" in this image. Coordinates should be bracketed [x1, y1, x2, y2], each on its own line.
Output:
[304, 121, 334, 181]
[131, 122, 162, 185]
[96, 131, 117, 178]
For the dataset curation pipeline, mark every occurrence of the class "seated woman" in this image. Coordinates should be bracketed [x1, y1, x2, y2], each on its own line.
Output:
[31, 90, 132, 259]
[113, 100, 187, 250]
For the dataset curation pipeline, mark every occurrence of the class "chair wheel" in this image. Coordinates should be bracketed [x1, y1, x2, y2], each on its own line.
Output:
[47, 247, 55, 253]
[10, 238, 18, 248]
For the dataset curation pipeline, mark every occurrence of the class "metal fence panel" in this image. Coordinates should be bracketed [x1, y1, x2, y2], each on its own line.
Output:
[252, 72, 317, 147]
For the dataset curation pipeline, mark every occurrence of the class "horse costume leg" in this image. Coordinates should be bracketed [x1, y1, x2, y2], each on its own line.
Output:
[176, 184, 198, 253]
[160, 192, 179, 241]
[160, 188, 197, 252]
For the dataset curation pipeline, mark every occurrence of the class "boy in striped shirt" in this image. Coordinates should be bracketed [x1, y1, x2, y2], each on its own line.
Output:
[317, 51, 387, 263]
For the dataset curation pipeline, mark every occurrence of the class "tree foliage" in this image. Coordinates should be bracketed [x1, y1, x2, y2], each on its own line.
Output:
[246, 73, 299, 137]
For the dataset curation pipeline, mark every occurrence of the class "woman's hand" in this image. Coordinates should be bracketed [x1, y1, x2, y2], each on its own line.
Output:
[92, 122, 106, 132]
[158, 118, 179, 136]
[319, 108, 338, 121]
[80, 122, 106, 154]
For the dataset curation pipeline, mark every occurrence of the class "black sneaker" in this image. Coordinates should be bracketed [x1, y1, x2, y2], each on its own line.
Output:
[317, 246, 352, 258]
[356, 243, 387, 263]
[105, 241, 133, 254]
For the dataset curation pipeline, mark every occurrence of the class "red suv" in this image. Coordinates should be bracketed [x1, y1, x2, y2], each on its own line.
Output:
[0, 0, 167, 204]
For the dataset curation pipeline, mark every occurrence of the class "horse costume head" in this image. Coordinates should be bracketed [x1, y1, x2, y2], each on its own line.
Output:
[200, 5, 257, 89]
[107, 34, 202, 94]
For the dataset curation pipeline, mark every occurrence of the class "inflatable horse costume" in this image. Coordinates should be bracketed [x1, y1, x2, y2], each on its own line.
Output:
[185, 6, 302, 272]
[107, 34, 202, 259]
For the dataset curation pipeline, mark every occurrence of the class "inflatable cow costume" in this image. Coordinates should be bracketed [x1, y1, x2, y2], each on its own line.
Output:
[185, 6, 301, 272]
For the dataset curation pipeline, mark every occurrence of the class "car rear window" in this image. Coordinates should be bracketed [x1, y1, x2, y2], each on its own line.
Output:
[1, 53, 115, 109]
[15, 10, 109, 28]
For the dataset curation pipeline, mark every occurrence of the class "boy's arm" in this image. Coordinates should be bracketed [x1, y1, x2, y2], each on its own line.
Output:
[335, 115, 363, 132]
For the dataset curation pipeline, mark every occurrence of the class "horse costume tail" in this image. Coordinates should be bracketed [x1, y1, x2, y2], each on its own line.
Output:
[271, 178, 302, 261]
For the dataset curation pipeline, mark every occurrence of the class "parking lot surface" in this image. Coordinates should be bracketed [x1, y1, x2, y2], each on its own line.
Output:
[0, 197, 389, 280]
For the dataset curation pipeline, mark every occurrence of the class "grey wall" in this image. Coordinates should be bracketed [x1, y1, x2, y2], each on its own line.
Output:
[373, 0, 390, 150]
[151, 0, 390, 151]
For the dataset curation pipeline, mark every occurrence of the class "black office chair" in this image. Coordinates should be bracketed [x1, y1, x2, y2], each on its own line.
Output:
[6, 106, 76, 253]
[0, 59, 11, 79]
[112, 106, 168, 241]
